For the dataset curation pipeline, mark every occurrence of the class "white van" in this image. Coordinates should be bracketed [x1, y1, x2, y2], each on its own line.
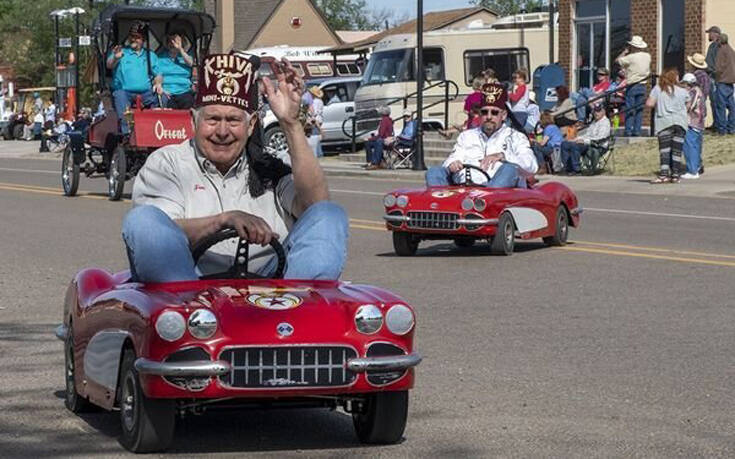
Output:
[354, 20, 558, 133]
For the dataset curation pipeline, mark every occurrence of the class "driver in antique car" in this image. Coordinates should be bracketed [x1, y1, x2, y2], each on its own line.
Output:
[121, 53, 348, 282]
[425, 82, 538, 187]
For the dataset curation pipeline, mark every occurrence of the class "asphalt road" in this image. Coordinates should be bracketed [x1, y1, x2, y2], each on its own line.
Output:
[0, 156, 734, 458]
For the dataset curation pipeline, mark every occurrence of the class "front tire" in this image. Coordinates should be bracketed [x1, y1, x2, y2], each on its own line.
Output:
[353, 391, 408, 444]
[543, 206, 569, 246]
[393, 232, 418, 256]
[61, 145, 80, 197]
[490, 212, 515, 255]
[108, 146, 126, 201]
[118, 349, 175, 453]
[64, 327, 94, 413]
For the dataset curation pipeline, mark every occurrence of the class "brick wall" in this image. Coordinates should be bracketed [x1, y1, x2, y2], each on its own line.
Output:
[558, 0, 572, 84]
[685, 0, 706, 60]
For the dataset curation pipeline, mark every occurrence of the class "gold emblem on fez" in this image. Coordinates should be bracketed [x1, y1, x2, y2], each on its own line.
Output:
[484, 86, 503, 104]
[217, 75, 240, 96]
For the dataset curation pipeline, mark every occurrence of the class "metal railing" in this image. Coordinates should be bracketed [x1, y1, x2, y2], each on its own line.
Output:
[553, 74, 658, 133]
[342, 79, 460, 153]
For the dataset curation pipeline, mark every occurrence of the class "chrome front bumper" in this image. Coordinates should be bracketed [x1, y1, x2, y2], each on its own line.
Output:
[383, 214, 497, 227]
[134, 352, 422, 377]
[346, 352, 422, 372]
[134, 358, 231, 377]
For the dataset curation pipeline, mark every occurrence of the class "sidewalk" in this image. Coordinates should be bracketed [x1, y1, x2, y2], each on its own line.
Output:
[1, 140, 732, 199]
[318, 156, 735, 199]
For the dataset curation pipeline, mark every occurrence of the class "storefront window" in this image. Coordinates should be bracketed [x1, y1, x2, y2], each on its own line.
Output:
[661, 0, 685, 75]
[576, 0, 605, 18]
[610, 0, 631, 74]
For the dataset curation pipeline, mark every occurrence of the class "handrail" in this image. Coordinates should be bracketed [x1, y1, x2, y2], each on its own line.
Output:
[342, 79, 460, 152]
[552, 74, 659, 131]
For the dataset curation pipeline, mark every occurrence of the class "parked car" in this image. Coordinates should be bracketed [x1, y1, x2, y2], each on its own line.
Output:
[263, 76, 361, 154]
[57, 234, 421, 453]
[383, 164, 582, 256]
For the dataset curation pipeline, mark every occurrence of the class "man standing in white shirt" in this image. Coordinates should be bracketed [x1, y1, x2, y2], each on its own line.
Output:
[425, 82, 537, 188]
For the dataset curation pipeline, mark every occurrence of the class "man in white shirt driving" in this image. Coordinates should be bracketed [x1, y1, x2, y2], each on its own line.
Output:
[425, 83, 537, 187]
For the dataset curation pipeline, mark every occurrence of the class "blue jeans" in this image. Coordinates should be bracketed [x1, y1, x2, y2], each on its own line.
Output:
[624, 83, 646, 136]
[683, 128, 703, 174]
[121, 202, 349, 283]
[532, 144, 554, 166]
[365, 139, 384, 164]
[113, 89, 160, 134]
[425, 162, 525, 188]
[715, 82, 735, 134]
[560, 140, 588, 173]
[571, 88, 595, 121]
[710, 77, 718, 129]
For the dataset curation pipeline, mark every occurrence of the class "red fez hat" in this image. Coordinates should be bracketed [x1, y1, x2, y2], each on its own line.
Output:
[196, 53, 260, 113]
[481, 83, 508, 110]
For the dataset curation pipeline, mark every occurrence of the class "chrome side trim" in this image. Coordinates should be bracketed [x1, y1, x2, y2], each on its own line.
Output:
[570, 207, 583, 216]
[55, 324, 68, 341]
[84, 329, 131, 392]
[347, 352, 422, 373]
[134, 358, 231, 377]
[456, 218, 498, 225]
[383, 214, 409, 222]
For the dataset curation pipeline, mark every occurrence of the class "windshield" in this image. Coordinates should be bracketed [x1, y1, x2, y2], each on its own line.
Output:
[361, 49, 413, 86]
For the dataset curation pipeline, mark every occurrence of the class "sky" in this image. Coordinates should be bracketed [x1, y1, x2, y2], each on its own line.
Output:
[365, 0, 477, 19]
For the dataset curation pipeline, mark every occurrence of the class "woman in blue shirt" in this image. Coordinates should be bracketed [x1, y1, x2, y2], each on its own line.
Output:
[158, 31, 195, 109]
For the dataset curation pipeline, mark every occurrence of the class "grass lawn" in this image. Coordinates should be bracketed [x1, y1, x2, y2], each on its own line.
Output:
[608, 131, 735, 176]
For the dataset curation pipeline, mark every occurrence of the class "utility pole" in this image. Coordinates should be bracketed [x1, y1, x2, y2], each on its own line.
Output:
[549, 0, 555, 63]
[412, 0, 426, 171]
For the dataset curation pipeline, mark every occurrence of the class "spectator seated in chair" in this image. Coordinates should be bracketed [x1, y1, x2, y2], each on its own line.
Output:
[530, 111, 563, 174]
[364, 105, 393, 169]
[559, 103, 611, 175]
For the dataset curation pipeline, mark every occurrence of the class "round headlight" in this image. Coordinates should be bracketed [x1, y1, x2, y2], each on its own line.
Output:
[155, 311, 186, 342]
[355, 304, 383, 334]
[386, 304, 415, 335]
[383, 194, 396, 207]
[473, 198, 487, 212]
[461, 198, 474, 211]
[396, 195, 409, 208]
[187, 309, 218, 339]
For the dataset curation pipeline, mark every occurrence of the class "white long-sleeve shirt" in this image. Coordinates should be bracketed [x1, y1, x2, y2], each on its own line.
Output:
[578, 116, 612, 146]
[442, 125, 538, 184]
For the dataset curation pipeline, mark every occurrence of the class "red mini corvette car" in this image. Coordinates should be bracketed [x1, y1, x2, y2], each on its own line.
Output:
[56, 231, 421, 453]
[383, 165, 582, 255]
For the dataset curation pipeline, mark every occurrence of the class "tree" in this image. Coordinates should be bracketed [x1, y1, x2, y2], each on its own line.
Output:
[314, 0, 409, 31]
[470, 0, 547, 16]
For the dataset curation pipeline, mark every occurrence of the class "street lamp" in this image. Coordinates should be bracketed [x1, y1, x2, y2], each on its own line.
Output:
[413, 0, 426, 170]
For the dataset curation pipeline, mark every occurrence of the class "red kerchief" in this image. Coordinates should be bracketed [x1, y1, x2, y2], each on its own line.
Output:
[196, 53, 260, 113]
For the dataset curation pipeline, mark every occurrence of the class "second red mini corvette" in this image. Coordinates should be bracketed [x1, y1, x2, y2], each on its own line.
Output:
[383, 165, 582, 255]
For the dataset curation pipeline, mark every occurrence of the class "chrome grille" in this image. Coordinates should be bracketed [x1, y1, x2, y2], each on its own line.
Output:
[219, 346, 358, 388]
[407, 211, 459, 230]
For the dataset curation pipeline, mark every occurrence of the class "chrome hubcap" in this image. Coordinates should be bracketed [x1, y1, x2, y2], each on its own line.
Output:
[121, 377, 136, 432]
[269, 131, 288, 155]
[504, 221, 513, 245]
[560, 213, 568, 241]
[65, 340, 75, 399]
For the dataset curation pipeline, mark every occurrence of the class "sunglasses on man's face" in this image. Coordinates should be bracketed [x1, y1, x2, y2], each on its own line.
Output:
[481, 108, 502, 117]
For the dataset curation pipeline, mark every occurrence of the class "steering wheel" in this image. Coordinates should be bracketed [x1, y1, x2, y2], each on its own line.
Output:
[191, 228, 286, 279]
[462, 163, 491, 186]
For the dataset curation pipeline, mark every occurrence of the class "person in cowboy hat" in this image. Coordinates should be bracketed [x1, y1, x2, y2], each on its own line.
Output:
[687, 53, 711, 151]
[306, 85, 324, 157]
[425, 82, 537, 188]
[121, 53, 348, 282]
[616, 35, 651, 136]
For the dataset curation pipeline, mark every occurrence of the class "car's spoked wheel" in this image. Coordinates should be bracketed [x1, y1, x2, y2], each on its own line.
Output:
[64, 328, 93, 413]
[543, 206, 569, 246]
[392, 232, 419, 256]
[490, 212, 515, 255]
[108, 146, 126, 201]
[265, 127, 288, 156]
[61, 145, 80, 197]
[353, 390, 408, 444]
[119, 349, 175, 453]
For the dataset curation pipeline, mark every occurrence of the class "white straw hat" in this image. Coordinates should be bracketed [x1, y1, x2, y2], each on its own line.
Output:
[627, 36, 648, 49]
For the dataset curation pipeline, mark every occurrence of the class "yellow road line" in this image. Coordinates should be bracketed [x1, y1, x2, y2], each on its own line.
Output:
[2, 182, 732, 267]
[557, 246, 735, 267]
